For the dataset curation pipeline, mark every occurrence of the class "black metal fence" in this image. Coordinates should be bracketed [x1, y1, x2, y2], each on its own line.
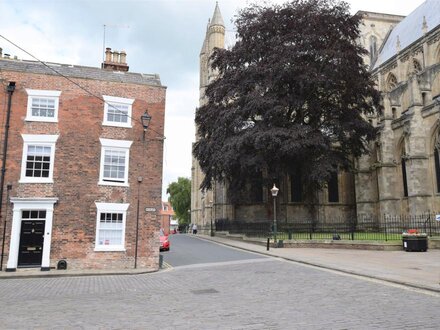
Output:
[215, 213, 440, 241]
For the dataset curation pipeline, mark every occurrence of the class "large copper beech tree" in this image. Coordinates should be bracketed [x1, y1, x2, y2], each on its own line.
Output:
[193, 0, 381, 203]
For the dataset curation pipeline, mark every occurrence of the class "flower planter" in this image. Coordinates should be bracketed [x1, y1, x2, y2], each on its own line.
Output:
[402, 234, 428, 252]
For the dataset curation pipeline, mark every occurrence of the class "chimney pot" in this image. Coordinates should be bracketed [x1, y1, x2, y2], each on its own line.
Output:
[120, 51, 127, 64]
[112, 50, 120, 63]
[105, 48, 112, 62]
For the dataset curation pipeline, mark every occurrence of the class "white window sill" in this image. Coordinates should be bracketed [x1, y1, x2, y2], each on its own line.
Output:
[98, 180, 129, 187]
[94, 246, 126, 252]
[19, 178, 54, 184]
[102, 122, 132, 129]
[25, 117, 58, 123]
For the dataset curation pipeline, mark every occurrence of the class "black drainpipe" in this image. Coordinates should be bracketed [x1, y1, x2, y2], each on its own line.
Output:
[0, 82, 16, 271]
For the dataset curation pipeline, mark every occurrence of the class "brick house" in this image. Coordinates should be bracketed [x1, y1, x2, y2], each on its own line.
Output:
[0, 48, 166, 271]
[159, 201, 176, 235]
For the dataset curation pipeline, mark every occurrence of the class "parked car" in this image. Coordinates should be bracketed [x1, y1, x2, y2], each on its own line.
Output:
[160, 230, 170, 251]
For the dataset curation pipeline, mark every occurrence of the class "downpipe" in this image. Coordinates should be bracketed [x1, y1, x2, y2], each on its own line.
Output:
[0, 82, 15, 271]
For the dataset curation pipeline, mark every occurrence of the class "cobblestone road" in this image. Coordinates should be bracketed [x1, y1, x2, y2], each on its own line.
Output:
[1, 257, 439, 329]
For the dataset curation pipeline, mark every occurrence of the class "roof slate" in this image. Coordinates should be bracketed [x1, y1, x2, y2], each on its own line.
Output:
[373, 0, 440, 69]
[0, 58, 163, 87]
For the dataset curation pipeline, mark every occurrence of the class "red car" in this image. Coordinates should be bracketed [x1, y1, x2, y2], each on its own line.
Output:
[160, 231, 170, 251]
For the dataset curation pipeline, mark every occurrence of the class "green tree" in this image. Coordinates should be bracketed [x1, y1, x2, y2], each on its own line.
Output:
[193, 0, 380, 203]
[167, 177, 191, 226]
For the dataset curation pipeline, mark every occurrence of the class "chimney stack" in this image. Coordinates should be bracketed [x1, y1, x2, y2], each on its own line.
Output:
[102, 47, 129, 72]
[105, 47, 112, 62]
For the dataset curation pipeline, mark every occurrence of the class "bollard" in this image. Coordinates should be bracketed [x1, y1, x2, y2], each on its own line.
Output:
[267, 238, 270, 251]
[159, 254, 164, 268]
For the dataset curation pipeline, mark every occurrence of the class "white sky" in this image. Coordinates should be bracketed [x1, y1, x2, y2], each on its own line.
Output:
[0, 0, 426, 199]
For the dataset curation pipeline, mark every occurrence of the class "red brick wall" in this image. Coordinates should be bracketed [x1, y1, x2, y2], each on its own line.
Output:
[0, 68, 166, 270]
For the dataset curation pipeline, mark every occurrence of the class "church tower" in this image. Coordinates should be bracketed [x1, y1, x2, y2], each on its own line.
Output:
[191, 3, 226, 232]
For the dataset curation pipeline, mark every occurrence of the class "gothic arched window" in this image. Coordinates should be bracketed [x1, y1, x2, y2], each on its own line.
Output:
[434, 149, 440, 193]
[290, 168, 303, 202]
[434, 136, 440, 193]
[413, 59, 422, 73]
[328, 171, 339, 203]
[386, 73, 398, 91]
[401, 148, 408, 197]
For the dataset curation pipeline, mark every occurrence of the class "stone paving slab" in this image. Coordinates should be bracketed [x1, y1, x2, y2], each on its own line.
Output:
[196, 234, 440, 292]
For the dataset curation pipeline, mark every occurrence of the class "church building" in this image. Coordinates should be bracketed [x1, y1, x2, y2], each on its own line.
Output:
[191, 1, 440, 232]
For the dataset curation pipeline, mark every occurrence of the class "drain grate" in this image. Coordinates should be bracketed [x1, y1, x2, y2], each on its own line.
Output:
[191, 288, 219, 295]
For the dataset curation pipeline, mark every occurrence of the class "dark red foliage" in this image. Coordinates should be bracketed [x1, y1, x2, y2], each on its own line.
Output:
[193, 0, 381, 201]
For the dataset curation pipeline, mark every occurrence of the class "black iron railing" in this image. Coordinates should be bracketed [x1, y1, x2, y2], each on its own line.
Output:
[214, 213, 440, 241]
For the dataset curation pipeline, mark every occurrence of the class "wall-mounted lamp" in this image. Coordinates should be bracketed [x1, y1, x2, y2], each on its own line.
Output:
[7, 82, 16, 93]
[141, 111, 152, 131]
[141, 111, 152, 140]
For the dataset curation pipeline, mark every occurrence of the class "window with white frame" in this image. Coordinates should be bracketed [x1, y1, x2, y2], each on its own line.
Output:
[20, 134, 59, 183]
[95, 202, 129, 251]
[26, 89, 61, 122]
[99, 138, 132, 186]
[103, 95, 134, 128]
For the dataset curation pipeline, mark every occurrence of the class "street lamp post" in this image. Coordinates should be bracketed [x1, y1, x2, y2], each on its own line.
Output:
[270, 184, 279, 246]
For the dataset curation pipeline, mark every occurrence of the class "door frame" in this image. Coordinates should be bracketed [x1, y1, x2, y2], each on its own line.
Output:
[6, 198, 58, 271]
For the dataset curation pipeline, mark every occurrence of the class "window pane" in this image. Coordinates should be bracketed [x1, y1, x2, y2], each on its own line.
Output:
[98, 212, 124, 246]
[22, 210, 46, 220]
[31, 97, 56, 118]
[98, 230, 122, 245]
[25, 144, 52, 178]
[402, 159, 408, 197]
[107, 103, 129, 123]
[103, 149, 126, 182]
[290, 169, 303, 203]
[328, 172, 339, 203]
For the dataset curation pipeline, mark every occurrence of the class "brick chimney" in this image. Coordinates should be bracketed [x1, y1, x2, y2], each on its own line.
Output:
[102, 47, 129, 72]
